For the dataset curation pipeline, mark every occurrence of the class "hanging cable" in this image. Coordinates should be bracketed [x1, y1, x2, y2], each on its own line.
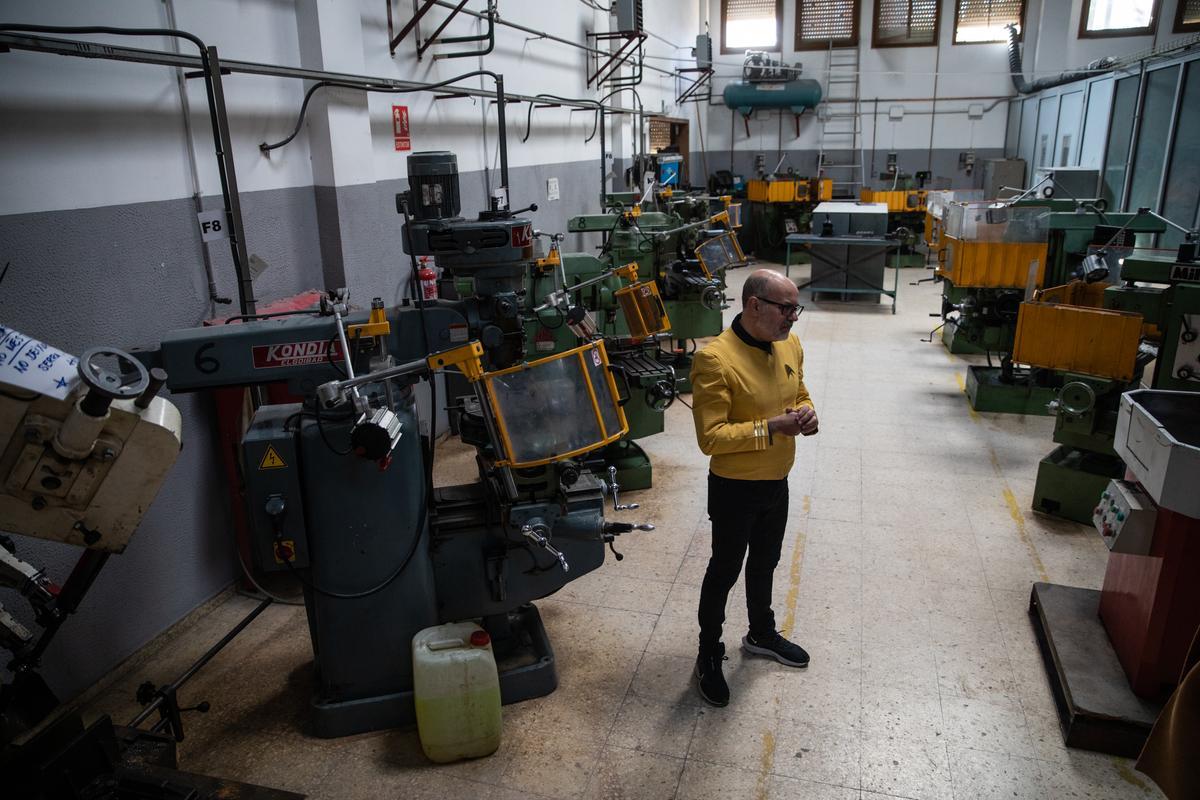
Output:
[261, 69, 502, 152]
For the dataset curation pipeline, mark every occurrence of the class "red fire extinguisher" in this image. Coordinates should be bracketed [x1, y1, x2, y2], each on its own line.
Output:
[418, 256, 438, 301]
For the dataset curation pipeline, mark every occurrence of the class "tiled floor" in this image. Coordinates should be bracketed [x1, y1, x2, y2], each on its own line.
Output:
[80, 262, 1164, 799]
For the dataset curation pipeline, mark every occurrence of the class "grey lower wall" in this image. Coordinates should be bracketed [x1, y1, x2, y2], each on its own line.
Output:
[0, 156, 610, 704]
[666, 148, 1008, 191]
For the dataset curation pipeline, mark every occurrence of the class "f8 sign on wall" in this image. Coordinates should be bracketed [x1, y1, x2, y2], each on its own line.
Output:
[393, 105, 411, 151]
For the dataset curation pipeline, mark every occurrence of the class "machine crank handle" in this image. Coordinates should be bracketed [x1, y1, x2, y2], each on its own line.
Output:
[606, 539, 624, 561]
[521, 523, 569, 573]
[607, 466, 639, 510]
[602, 522, 656, 535]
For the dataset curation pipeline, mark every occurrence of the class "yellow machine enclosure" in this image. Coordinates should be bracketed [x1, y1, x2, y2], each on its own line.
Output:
[1012, 300, 1143, 381]
[614, 280, 671, 339]
[860, 189, 927, 213]
[482, 341, 629, 468]
[941, 240, 1049, 289]
[746, 178, 832, 203]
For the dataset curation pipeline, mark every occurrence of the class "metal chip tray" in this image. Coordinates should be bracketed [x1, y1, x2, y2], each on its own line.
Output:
[1114, 390, 1200, 518]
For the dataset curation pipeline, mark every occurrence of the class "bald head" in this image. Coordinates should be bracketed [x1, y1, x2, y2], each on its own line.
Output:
[742, 269, 793, 306]
[741, 269, 801, 342]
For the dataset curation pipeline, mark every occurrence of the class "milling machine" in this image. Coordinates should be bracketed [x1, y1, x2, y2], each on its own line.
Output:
[937, 197, 1165, 414]
[1012, 231, 1200, 523]
[138, 151, 654, 738]
[567, 198, 745, 394]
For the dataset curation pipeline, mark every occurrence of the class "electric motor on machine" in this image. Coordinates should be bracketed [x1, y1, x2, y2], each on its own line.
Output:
[408, 151, 461, 220]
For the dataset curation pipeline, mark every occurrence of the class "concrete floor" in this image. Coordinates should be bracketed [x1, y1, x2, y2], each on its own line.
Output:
[80, 262, 1164, 799]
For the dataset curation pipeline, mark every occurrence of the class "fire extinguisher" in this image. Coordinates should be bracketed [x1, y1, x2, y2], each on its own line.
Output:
[417, 256, 438, 301]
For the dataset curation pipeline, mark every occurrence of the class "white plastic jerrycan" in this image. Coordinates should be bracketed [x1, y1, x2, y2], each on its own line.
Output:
[412, 621, 502, 763]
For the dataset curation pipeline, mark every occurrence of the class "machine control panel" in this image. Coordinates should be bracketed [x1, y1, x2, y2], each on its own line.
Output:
[1093, 479, 1157, 555]
[242, 404, 310, 571]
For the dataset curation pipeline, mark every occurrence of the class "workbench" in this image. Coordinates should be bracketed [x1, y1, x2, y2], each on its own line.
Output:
[784, 233, 900, 314]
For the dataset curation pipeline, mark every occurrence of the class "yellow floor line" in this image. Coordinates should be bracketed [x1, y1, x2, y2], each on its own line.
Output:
[779, 527, 807, 637]
[1113, 758, 1151, 790]
[954, 373, 981, 422]
[802, 495, 811, 514]
[1003, 488, 1050, 582]
[947, 353, 1048, 580]
[754, 730, 777, 800]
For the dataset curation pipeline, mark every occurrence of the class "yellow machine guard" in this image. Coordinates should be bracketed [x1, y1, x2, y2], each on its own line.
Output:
[482, 341, 628, 468]
[614, 280, 671, 340]
[1012, 293, 1143, 381]
[860, 189, 927, 213]
[942, 239, 1049, 289]
[746, 178, 832, 203]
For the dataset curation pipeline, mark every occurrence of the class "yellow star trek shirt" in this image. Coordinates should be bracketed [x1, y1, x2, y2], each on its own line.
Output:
[690, 315, 814, 481]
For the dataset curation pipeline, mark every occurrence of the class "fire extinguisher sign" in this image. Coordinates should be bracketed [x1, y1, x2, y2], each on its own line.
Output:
[393, 105, 411, 151]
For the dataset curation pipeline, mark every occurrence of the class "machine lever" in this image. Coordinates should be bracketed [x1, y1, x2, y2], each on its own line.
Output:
[607, 466, 639, 511]
[521, 522, 569, 573]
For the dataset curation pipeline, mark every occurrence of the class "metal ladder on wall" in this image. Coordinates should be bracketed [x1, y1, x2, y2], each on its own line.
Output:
[817, 43, 865, 199]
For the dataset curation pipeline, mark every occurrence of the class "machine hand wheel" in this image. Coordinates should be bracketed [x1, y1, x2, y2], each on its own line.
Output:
[645, 378, 677, 412]
[77, 348, 150, 401]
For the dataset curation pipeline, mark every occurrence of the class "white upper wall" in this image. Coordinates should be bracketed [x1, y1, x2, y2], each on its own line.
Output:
[702, 0, 1198, 156]
[0, 0, 699, 214]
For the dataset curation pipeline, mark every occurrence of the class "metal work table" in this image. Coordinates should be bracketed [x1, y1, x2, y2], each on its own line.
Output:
[784, 233, 900, 314]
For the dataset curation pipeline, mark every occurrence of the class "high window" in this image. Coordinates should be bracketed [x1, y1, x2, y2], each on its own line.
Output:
[954, 0, 1025, 44]
[1175, 0, 1200, 32]
[721, 0, 782, 53]
[795, 0, 860, 51]
[873, 0, 940, 47]
[1080, 0, 1159, 38]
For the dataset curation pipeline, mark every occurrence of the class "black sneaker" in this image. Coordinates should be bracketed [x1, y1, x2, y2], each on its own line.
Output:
[742, 632, 810, 668]
[695, 644, 730, 707]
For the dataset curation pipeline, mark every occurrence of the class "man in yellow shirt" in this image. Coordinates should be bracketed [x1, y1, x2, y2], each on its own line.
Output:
[689, 268, 817, 707]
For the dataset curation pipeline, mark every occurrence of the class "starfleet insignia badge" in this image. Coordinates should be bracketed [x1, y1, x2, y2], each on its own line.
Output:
[785, 364, 795, 378]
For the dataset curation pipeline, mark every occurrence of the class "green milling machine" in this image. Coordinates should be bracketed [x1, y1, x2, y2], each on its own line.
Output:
[519, 195, 745, 490]
[1011, 234, 1200, 524]
[936, 198, 1166, 415]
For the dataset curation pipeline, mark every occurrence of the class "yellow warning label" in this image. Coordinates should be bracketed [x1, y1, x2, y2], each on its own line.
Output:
[258, 445, 287, 470]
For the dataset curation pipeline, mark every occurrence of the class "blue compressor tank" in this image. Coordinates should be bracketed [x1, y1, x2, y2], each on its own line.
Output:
[722, 80, 823, 115]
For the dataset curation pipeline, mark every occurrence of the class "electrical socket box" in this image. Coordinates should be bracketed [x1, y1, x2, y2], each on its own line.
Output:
[1093, 479, 1157, 555]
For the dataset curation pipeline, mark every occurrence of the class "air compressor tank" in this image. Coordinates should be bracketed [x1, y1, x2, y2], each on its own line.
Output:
[722, 80, 823, 116]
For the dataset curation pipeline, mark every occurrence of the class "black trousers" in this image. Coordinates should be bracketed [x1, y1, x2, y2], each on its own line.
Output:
[697, 472, 789, 654]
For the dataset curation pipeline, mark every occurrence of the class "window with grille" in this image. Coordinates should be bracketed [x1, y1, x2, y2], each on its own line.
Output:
[721, 0, 782, 53]
[1080, 0, 1158, 38]
[873, 0, 939, 47]
[796, 0, 860, 51]
[954, 0, 1025, 43]
[1175, 0, 1200, 32]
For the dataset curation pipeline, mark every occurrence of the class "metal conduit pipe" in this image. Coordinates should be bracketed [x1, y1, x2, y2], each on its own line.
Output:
[427, 0, 677, 78]
[1007, 23, 1113, 95]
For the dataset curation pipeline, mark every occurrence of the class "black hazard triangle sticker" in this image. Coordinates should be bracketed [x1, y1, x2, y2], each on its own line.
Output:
[259, 445, 287, 470]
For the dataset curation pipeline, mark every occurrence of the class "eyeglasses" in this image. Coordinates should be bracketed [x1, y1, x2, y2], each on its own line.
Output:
[755, 297, 804, 317]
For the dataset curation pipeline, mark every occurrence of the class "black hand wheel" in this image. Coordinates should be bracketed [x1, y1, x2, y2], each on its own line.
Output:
[645, 378, 677, 412]
[78, 348, 150, 402]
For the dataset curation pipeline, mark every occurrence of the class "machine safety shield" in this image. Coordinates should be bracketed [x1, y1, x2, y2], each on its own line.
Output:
[483, 341, 628, 467]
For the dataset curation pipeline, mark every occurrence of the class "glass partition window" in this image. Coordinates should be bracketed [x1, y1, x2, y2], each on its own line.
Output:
[1128, 65, 1181, 214]
[1056, 91, 1084, 166]
[1035, 95, 1060, 171]
[1080, 0, 1159, 37]
[1160, 61, 1200, 247]
[1017, 96, 1039, 169]
[1101, 76, 1140, 209]
[1080, 79, 1115, 170]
